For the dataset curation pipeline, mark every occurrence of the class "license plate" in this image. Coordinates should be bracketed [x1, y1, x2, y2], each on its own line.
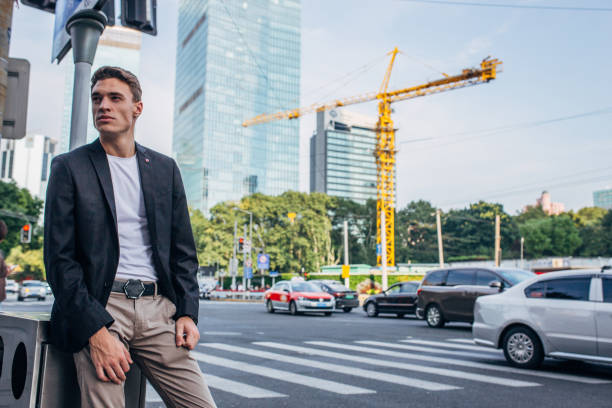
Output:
[345, 295, 354, 299]
[317, 302, 328, 307]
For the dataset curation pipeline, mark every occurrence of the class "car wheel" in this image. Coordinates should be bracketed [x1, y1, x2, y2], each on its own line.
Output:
[324, 312, 332, 316]
[266, 300, 275, 313]
[365, 302, 378, 317]
[503, 326, 544, 369]
[396, 313, 405, 318]
[343, 307, 352, 313]
[39, 297, 46, 301]
[425, 304, 445, 328]
[17, 296, 23, 302]
[289, 301, 298, 316]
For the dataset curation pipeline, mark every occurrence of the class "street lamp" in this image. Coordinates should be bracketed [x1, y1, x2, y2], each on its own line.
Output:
[234, 207, 253, 289]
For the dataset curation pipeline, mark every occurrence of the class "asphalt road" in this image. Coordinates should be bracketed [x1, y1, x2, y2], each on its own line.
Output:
[3, 296, 612, 408]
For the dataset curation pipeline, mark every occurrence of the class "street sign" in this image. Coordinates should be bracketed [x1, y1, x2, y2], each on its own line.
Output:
[229, 258, 238, 277]
[257, 254, 270, 270]
[244, 239, 252, 253]
[376, 244, 382, 256]
[52, 0, 106, 63]
[245, 258, 252, 268]
[342, 264, 350, 279]
[269, 271, 279, 277]
[244, 267, 253, 279]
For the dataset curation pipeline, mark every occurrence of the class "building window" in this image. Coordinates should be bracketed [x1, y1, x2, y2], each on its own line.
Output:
[182, 12, 207, 48]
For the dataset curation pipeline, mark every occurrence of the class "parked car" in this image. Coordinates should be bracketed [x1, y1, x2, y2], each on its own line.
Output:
[199, 281, 215, 299]
[416, 267, 534, 328]
[18, 280, 47, 301]
[42, 282, 53, 296]
[363, 281, 420, 318]
[310, 280, 359, 312]
[473, 268, 612, 368]
[265, 280, 335, 316]
[6, 279, 18, 295]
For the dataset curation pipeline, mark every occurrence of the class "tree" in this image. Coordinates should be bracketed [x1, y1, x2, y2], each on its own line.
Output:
[6, 246, 45, 281]
[0, 180, 44, 255]
[395, 200, 438, 263]
[518, 214, 582, 258]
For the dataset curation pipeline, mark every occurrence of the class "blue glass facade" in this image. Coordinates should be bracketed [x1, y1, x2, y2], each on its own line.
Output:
[174, 0, 301, 213]
[594, 189, 612, 210]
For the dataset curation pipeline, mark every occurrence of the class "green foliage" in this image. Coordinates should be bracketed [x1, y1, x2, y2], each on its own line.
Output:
[518, 214, 582, 258]
[0, 180, 44, 254]
[6, 246, 45, 281]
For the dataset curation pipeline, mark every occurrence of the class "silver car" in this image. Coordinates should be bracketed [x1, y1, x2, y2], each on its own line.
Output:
[473, 268, 612, 368]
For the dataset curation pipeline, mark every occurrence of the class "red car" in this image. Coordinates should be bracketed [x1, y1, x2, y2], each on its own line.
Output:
[265, 280, 335, 316]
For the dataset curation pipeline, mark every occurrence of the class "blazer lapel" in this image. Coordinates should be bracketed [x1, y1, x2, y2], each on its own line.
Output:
[136, 143, 158, 245]
[87, 139, 118, 228]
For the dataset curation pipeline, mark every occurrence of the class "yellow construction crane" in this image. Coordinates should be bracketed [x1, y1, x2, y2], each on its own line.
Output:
[243, 48, 502, 267]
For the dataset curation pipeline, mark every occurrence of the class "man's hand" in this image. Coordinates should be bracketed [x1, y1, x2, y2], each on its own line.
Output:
[175, 316, 199, 350]
[89, 327, 133, 384]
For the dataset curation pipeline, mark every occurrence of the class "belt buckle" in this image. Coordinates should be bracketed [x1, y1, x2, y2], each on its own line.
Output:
[123, 279, 145, 299]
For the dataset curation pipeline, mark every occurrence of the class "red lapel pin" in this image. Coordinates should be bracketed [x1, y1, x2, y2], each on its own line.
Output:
[145, 158, 150, 163]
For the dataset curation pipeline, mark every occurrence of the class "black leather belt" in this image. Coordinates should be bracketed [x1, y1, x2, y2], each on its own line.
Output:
[111, 279, 156, 299]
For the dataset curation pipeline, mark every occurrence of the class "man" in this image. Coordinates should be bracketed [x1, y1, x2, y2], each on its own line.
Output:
[44, 66, 216, 407]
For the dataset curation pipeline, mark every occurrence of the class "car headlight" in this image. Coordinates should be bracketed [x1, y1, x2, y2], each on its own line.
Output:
[25, 289, 30, 293]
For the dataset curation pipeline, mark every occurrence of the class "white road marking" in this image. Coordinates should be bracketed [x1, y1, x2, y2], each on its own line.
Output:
[261, 342, 539, 388]
[192, 351, 374, 395]
[205, 374, 287, 398]
[356, 341, 611, 385]
[201, 343, 457, 392]
[361, 340, 503, 359]
[203, 331, 243, 336]
[401, 339, 501, 353]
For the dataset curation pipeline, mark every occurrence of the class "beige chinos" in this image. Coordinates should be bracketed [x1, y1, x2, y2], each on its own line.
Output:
[74, 290, 216, 408]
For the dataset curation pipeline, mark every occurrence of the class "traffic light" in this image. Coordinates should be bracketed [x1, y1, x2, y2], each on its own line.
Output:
[238, 237, 244, 252]
[20, 224, 32, 244]
[121, 0, 157, 35]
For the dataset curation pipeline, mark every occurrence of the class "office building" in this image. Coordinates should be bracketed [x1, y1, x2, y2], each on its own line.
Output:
[594, 188, 612, 210]
[59, 26, 141, 153]
[173, 0, 301, 213]
[310, 109, 386, 204]
[0, 134, 58, 199]
[523, 191, 565, 215]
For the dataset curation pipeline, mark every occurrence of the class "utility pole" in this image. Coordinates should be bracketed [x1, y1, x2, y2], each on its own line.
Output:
[66, 9, 107, 150]
[248, 212, 253, 290]
[436, 209, 444, 268]
[232, 220, 237, 290]
[343, 220, 349, 288]
[494, 214, 501, 267]
[242, 224, 247, 290]
[381, 209, 388, 291]
[520, 236, 525, 269]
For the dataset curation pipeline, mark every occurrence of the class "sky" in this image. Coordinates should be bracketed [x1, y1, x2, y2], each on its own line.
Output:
[7, 0, 612, 214]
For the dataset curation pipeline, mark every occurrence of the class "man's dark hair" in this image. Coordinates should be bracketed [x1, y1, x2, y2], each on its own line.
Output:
[0, 220, 7, 241]
[91, 66, 142, 102]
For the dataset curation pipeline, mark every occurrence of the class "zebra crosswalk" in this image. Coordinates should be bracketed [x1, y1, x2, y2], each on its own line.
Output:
[145, 336, 612, 404]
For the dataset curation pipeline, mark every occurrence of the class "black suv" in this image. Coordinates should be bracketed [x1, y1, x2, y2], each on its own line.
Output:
[416, 267, 534, 328]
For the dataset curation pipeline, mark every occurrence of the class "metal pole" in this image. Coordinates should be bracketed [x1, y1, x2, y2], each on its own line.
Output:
[242, 224, 247, 290]
[436, 209, 444, 268]
[381, 208, 388, 291]
[249, 213, 253, 290]
[343, 220, 349, 288]
[232, 220, 237, 290]
[65, 9, 107, 150]
[520, 236, 524, 269]
[494, 214, 501, 267]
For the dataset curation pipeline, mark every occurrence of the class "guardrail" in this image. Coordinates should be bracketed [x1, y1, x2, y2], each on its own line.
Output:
[209, 290, 265, 302]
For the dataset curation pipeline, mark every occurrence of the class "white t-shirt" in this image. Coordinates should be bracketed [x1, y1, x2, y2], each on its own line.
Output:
[106, 154, 157, 282]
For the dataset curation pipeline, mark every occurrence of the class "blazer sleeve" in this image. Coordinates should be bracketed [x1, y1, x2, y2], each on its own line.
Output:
[169, 160, 200, 323]
[44, 156, 114, 345]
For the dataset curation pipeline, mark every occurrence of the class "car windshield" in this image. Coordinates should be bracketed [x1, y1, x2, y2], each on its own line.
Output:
[497, 269, 535, 285]
[291, 282, 320, 292]
[23, 281, 42, 287]
[325, 283, 349, 292]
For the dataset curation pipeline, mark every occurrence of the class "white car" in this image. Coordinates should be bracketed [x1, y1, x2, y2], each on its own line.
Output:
[18, 280, 47, 301]
[473, 268, 612, 368]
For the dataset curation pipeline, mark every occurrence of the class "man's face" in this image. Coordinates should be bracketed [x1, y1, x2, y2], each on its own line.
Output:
[91, 78, 143, 136]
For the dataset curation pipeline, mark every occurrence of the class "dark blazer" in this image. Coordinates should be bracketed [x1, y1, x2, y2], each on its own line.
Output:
[44, 139, 199, 353]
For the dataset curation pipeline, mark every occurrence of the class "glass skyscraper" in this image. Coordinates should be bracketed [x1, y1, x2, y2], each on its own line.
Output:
[594, 188, 612, 210]
[59, 26, 141, 153]
[311, 109, 392, 204]
[173, 0, 301, 213]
